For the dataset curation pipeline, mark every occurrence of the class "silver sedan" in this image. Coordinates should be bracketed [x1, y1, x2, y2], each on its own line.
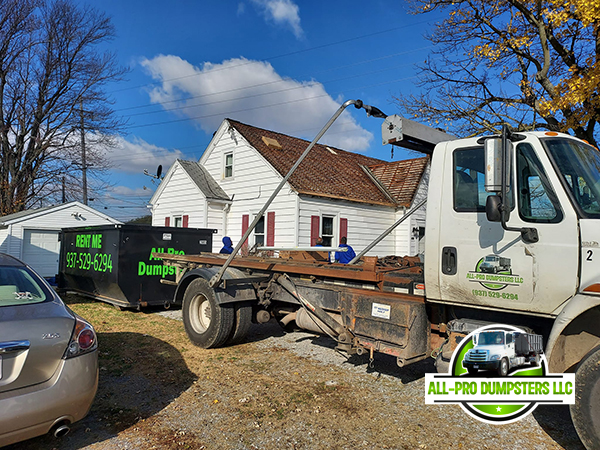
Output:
[0, 254, 98, 447]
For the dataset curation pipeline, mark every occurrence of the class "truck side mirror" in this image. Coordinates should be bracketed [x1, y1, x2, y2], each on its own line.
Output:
[486, 195, 502, 222]
[485, 138, 502, 193]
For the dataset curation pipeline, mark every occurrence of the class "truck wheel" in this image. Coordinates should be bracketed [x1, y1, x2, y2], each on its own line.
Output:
[497, 358, 509, 376]
[226, 303, 252, 345]
[570, 346, 600, 450]
[182, 278, 234, 348]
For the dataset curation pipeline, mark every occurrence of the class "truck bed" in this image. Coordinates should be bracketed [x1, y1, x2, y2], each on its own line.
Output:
[156, 251, 425, 295]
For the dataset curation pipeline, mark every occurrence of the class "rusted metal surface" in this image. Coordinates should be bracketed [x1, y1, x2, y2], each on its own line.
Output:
[156, 252, 424, 288]
[155, 252, 422, 285]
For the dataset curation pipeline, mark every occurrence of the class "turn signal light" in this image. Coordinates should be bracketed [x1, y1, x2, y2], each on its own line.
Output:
[583, 284, 600, 293]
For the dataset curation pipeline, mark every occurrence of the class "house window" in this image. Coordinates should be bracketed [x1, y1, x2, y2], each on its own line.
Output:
[254, 215, 265, 247]
[173, 216, 183, 227]
[224, 152, 233, 178]
[321, 216, 334, 247]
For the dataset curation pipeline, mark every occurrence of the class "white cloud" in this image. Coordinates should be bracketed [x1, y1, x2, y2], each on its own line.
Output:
[140, 55, 373, 152]
[109, 185, 148, 196]
[251, 0, 303, 38]
[104, 135, 185, 174]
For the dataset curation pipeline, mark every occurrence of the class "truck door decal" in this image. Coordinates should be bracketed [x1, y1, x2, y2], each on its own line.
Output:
[466, 255, 524, 295]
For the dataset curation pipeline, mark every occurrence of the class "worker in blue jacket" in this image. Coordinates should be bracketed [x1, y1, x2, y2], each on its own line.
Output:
[335, 237, 356, 264]
[220, 236, 234, 254]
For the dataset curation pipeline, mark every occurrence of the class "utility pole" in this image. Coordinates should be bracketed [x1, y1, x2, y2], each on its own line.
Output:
[80, 101, 88, 205]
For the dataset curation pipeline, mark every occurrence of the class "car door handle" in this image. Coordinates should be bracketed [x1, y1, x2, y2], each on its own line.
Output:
[442, 246, 457, 275]
[0, 340, 30, 354]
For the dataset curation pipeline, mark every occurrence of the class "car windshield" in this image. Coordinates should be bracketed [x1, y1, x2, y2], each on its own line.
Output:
[0, 266, 48, 307]
[478, 331, 504, 345]
[543, 137, 600, 218]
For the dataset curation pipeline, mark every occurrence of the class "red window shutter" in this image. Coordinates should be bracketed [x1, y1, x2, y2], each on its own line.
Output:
[241, 214, 249, 249]
[267, 212, 275, 247]
[310, 215, 320, 246]
[340, 218, 348, 243]
[165, 217, 170, 227]
[183, 215, 189, 228]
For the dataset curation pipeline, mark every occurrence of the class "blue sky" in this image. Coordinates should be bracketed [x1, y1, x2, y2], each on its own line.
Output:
[84, 0, 446, 221]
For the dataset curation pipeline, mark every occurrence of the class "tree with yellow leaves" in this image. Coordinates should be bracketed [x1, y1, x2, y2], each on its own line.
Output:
[395, 0, 600, 145]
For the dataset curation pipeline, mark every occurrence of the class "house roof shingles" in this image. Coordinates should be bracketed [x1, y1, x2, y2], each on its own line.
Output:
[229, 119, 399, 206]
[368, 157, 429, 207]
[178, 159, 230, 201]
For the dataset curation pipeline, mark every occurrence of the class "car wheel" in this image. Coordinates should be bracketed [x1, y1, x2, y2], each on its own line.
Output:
[467, 367, 478, 375]
[570, 345, 600, 450]
[182, 278, 234, 348]
[225, 302, 252, 345]
[497, 358, 509, 376]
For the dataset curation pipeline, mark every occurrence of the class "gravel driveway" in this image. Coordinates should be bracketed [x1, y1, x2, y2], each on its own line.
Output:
[7, 305, 586, 450]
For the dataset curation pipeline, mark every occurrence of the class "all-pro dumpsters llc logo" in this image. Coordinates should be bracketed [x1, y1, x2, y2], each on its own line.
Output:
[425, 325, 575, 424]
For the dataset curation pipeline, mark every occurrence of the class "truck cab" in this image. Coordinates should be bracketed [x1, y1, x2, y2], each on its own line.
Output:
[463, 330, 541, 376]
[424, 131, 600, 371]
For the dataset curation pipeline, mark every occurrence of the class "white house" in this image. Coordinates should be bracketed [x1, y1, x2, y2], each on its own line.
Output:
[0, 201, 121, 277]
[150, 119, 429, 257]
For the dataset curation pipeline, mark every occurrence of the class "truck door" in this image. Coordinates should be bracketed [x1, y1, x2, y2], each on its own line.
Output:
[436, 138, 578, 315]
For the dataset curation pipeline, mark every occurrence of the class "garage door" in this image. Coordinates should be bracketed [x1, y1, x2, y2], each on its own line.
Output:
[22, 229, 60, 277]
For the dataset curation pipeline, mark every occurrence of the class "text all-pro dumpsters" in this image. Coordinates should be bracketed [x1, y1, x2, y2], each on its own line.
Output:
[58, 224, 216, 309]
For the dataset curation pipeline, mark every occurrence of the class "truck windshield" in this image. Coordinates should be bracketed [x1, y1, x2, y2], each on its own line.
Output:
[543, 137, 600, 218]
[484, 256, 496, 262]
[478, 331, 504, 345]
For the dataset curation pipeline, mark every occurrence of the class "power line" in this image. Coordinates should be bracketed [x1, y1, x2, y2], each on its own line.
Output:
[115, 46, 432, 115]
[122, 75, 417, 131]
[109, 18, 441, 95]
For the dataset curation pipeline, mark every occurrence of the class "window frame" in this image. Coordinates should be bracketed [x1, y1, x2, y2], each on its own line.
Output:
[516, 142, 563, 224]
[452, 146, 514, 213]
[253, 214, 265, 247]
[223, 152, 234, 179]
[321, 215, 335, 247]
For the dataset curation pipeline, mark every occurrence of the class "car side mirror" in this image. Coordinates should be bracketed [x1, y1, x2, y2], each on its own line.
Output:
[486, 195, 502, 222]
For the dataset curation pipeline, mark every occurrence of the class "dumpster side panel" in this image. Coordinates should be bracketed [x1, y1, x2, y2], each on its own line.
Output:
[59, 225, 215, 307]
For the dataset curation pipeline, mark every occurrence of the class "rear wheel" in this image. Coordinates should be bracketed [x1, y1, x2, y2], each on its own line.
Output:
[225, 303, 252, 345]
[182, 278, 234, 348]
[497, 358, 509, 376]
[570, 346, 600, 450]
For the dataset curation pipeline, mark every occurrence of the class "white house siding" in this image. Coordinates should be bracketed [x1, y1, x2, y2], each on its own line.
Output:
[200, 125, 298, 250]
[0, 228, 8, 254]
[298, 196, 396, 257]
[395, 166, 429, 257]
[151, 163, 206, 228]
[0, 203, 119, 276]
[206, 201, 226, 252]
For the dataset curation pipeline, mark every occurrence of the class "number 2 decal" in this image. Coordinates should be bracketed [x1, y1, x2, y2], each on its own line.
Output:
[587, 250, 593, 261]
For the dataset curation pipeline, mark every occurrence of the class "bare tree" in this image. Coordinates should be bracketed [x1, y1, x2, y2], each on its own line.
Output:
[0, 0, 126, 215]
[394, 0, 600, 145]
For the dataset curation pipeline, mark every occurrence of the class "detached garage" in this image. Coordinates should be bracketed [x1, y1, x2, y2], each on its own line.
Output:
[0, 202, 121, 278]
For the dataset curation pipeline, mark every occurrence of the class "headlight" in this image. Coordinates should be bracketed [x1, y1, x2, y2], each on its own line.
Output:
[63, 315, 98, 359]
[490, 354, 501, 361]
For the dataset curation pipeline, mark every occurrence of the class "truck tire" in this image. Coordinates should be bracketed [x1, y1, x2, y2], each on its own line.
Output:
[530, 354, 540, 366]
[226, 302, 252, 345]
[497, 358, 509, 376]
[570, 346, 600, 450]
[182, 278, 234, 348]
